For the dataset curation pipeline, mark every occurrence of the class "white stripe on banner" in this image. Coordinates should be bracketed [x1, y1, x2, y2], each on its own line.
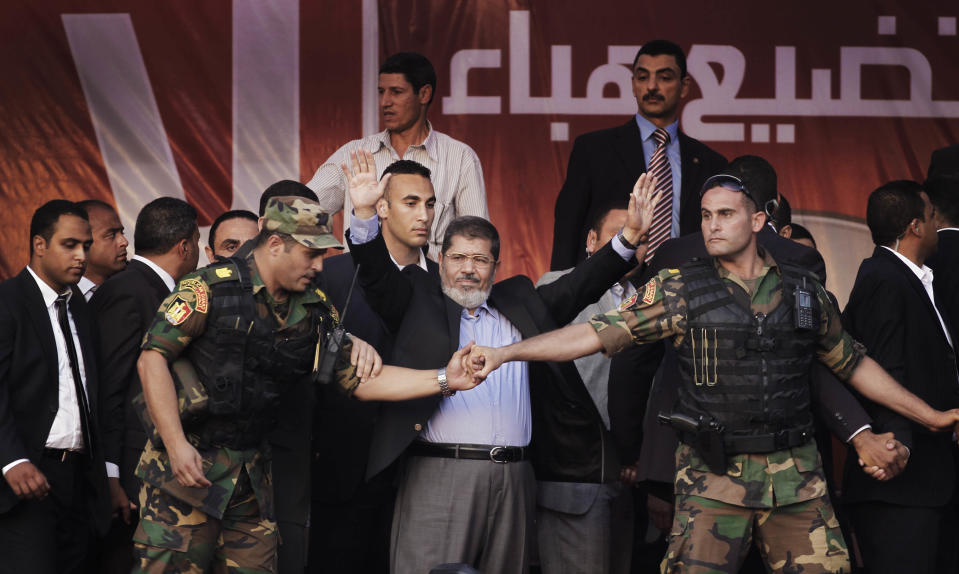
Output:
[362, 0, 379, 136]
[233, 0, 300, 212]
[62, 13, 185, 233]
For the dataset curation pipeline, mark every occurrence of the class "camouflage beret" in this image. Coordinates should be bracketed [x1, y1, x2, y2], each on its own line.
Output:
[263, 195, 343, 250]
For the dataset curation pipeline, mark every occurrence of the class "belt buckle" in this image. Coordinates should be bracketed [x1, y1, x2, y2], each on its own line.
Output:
[489, 446, 509, 463]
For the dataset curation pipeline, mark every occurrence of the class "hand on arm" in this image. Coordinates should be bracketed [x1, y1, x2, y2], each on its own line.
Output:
[348, 335, 383, 382]
[850, 429, 909, 481]
[137, 350, 211, 488]
[341, 150, 391, 219]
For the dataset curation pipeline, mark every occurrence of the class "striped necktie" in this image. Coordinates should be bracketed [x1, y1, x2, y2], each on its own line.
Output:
[644, 128, 673, 264]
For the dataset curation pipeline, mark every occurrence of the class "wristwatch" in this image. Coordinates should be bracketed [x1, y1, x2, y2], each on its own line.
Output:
[437, 368, 455, 397]
[617, 228, 646, 250]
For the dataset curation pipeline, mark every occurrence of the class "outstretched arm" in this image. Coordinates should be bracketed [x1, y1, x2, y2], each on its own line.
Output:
[354, 343, 481, 401]
[469, 323, 603, 380]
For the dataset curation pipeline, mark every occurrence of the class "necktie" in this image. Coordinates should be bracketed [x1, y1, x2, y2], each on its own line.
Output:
[55, 294, 95, 459]
[644, 128, 674, 264]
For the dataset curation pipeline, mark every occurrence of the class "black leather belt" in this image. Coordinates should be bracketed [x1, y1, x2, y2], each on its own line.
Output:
[723, 428, 813, 454]
[42, 448, 85, 463]
[408, 441, 529, 463]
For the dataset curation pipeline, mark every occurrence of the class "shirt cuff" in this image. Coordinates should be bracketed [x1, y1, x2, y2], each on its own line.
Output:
[2, 459, 29, 476]
[348, 211, 381, 245]
[612, 234, 637, 261]
[105, 461, 120, 478]
[846, 424, 872, 443]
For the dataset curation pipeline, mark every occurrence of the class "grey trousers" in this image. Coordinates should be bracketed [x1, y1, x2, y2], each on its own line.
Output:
[390, 456, 536, 574]
[536, 482, 634, 574]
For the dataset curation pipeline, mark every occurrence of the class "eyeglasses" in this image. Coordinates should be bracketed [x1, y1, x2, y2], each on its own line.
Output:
[444, 251, 495, 269]
[700, 174, 757, 206]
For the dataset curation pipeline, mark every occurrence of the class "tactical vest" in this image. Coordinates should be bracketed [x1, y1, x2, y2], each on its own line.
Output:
[674, 258, 820, 447]
[185, 257, 331, 450]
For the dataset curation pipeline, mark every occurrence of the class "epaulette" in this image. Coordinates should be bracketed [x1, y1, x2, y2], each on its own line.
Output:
[307, 283, 340, 323]
[655, 266, 683, 282]
[203, 261, 242, 285]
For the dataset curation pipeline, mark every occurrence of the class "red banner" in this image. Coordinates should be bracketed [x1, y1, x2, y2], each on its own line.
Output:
[3, 0, 957, 302]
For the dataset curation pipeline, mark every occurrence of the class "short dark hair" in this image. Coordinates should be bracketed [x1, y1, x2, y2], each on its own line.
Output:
[771, 194, 792, 229]
[134, 197, 198, 255]
[382, 160, 432, 203]
[724, 155, 777, 212]
[442, 216, 500, 261]
[259, 180, 318, 216]
[866, 180, 926, 246]
[209, 209, 258, 250]
[923, 175, 959, 227]
[790, 223, 816, 247]
[76, 199, 116, 215]
[633, 40, 687, 78]
[380, 52, 437, 106]
[590, 198, 630, 232]
[30, 200, 89, 255]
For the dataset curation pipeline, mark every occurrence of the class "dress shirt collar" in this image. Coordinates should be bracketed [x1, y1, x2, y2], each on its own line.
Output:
[462, 299, 495, 320]
[132, 254, 177, 292]
[27, 265, 70, 307]
[77, 276, 97, 300]
[880, 246, 934, 286]
[635, 114, 679, 146]
[389, 248, 429, 272]
[373, 120, 438, 162]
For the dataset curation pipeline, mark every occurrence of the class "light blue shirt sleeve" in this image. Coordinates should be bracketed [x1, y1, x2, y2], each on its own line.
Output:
[347, 211, 381, 245]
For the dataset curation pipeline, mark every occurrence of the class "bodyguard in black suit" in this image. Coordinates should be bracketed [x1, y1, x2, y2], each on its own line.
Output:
[551, 40, 727, 270]
[91, 197, 200, 573]
[309, 159, 439, 574]
[0, 200, 111, 574]
[842, 181, 959, 574]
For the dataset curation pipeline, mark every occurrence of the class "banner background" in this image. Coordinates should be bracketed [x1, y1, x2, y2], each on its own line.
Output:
[2, 0, 957, 305]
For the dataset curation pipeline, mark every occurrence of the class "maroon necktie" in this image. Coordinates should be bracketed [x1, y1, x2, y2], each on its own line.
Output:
[644, 128, 674, 264]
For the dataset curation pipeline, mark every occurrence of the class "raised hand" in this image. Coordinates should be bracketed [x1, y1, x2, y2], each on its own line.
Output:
[621, 172, 664, 247]
[341, 149, 391, 219]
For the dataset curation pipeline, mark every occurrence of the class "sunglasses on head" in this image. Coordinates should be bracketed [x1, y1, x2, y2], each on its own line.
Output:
[699, 174, 758, 203]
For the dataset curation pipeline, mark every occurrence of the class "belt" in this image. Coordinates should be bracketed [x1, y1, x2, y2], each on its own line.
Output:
[408, 441, 529, 463]
[723, 428, 813, 454]
[42, 448, 86, 463]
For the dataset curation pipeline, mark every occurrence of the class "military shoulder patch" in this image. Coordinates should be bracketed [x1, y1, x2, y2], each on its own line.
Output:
[619, 292, 638, 310]
[642, 280, 657, 305]
[179, 278, 209, 313]
[165, 295, 194, 325]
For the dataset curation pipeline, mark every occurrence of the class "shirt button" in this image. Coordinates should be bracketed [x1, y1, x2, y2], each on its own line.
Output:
[414, 423, 423, 431]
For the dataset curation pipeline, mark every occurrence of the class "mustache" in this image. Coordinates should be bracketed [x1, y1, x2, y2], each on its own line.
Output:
[457, 273, 480, 283]
[643, 93, 664, 102]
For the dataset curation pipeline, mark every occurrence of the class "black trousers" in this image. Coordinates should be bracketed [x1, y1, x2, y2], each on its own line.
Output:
[0, 454, 97, 574]
[848, 502, 943, 574]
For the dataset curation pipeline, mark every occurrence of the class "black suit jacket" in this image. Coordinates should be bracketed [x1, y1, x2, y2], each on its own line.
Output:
[608, 230, 872, 485]
[349, 232, 633, 482]
[927, 144, 959, 179]
[0, 269, 110, 532]
[91, 259, 171, 500]
[550, 119, 727, 270]
[842, 247, 959, 507]
[928, 229, 959, 342]
[311, 251, 437, 502]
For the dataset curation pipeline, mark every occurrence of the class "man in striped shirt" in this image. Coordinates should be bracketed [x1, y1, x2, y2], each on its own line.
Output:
[307, 52, 488, 259]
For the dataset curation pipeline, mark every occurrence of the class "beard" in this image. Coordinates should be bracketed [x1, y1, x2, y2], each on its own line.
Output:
[441, 271, 494, 310]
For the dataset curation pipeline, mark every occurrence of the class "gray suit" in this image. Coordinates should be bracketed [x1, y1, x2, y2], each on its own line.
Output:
[535, 270, 634, 574]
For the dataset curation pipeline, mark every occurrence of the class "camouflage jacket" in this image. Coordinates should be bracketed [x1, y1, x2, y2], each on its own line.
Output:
[136, 253, 359, 519]
[589, 249, 866, 507]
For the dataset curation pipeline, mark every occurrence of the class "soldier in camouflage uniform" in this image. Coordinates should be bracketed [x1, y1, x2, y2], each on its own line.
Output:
[468, 175, 959, 574]
[134, 195, 481, 573]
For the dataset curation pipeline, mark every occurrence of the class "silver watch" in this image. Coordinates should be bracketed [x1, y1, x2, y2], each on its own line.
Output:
[437, 367, 455, 397]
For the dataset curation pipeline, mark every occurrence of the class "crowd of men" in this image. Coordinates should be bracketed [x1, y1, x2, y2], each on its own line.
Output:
[0, 42, 957, 574]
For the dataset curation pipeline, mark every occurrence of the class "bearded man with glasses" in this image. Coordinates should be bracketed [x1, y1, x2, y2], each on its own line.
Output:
[342, 150, 661, 574]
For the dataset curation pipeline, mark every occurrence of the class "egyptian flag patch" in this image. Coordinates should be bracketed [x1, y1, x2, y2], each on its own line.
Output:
[165, 296, 193, 326]
[619, 292, 638, 310]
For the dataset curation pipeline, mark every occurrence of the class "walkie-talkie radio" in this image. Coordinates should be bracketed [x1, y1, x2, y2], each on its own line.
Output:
[314, 264, 360, 385]
[793, 276, 817, 331]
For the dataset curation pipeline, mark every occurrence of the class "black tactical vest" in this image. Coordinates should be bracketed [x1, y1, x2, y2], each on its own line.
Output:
[185, 257, 331, 449]
[674, 258, 820, 440]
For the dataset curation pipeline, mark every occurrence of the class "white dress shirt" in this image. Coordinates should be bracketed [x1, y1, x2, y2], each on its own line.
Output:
[882, 246, 953, 348]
